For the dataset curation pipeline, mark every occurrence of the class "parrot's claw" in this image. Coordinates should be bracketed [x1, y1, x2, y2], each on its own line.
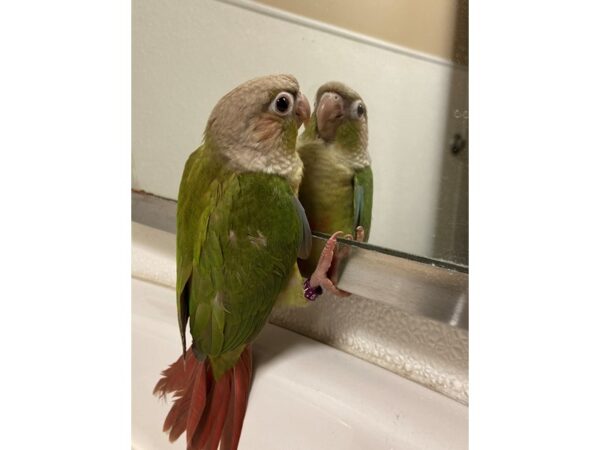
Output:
[309, 231, 351, 297]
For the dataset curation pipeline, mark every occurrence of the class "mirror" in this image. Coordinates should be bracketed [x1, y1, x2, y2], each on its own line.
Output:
[132, 0, 468, 266]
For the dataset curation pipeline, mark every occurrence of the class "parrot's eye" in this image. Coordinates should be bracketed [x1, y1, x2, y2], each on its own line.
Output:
[270, 92, 295, 116]
[351, 100, 366, 120]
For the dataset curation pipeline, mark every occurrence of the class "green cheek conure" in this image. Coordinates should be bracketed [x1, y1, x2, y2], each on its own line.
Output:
[153, 74, 344, 450]
[297, 82, 373, 278]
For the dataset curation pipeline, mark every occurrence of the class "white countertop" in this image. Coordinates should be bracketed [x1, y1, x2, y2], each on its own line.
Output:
[132, 277, 467, 450]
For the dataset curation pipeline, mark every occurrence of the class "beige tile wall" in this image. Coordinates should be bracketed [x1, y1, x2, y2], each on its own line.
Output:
[255, 0, 468, 64]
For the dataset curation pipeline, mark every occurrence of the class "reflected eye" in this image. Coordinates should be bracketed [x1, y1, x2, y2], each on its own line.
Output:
[270, 92, 295, 116]
[351, 100, 366, 119]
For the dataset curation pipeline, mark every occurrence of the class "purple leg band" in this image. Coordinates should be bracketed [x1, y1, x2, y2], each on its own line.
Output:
[303, 278, 323, 301]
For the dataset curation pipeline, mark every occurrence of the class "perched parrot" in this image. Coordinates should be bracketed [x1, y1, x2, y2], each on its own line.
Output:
[153, 74, 345, 450]
[297, 82, 373, 277]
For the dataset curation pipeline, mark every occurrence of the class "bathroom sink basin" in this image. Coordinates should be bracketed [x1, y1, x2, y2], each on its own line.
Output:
[132, 277, 467, 450]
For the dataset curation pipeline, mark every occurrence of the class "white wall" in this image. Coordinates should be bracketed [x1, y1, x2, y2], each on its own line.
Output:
[132, 0, 467, 257]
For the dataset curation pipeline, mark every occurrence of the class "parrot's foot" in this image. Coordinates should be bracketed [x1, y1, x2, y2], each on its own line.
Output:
[309, 231, 351, 297]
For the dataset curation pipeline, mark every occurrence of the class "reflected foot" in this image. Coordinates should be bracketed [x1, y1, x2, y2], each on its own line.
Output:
[309, 231, 351, 297]
[355, 226, 365, 243]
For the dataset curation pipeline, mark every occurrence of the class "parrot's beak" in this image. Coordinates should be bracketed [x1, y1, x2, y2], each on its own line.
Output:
[295, 93, 311, 129]
[316, 92, 344, 141]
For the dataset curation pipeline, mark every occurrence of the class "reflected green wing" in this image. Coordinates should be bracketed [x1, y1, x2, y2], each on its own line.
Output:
[353, 166, 373, 241]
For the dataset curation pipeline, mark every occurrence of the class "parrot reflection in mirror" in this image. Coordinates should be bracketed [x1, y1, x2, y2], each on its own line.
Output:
[297, 82, 373, 280]
[153, 74, 350, 450]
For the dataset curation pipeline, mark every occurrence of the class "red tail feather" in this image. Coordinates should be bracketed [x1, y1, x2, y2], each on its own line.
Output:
[185, 362, 208, 446]
[153, 346, 252, 450]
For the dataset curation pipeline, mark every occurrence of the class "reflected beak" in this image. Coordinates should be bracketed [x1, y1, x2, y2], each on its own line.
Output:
[295, 92, 311, 128]
[316, 92, 344, 141]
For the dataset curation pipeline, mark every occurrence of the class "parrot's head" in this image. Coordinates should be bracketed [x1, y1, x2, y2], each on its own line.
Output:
[304, 81, 368, 154]
[204, 74, 310, 179]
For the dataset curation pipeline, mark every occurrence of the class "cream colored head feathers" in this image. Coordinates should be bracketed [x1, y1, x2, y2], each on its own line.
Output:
[204, 74, 310, 189]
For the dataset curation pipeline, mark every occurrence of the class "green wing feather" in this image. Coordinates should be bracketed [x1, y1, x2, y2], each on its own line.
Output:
[176, 145, 300, 376]
[293, 196, 312, 259]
